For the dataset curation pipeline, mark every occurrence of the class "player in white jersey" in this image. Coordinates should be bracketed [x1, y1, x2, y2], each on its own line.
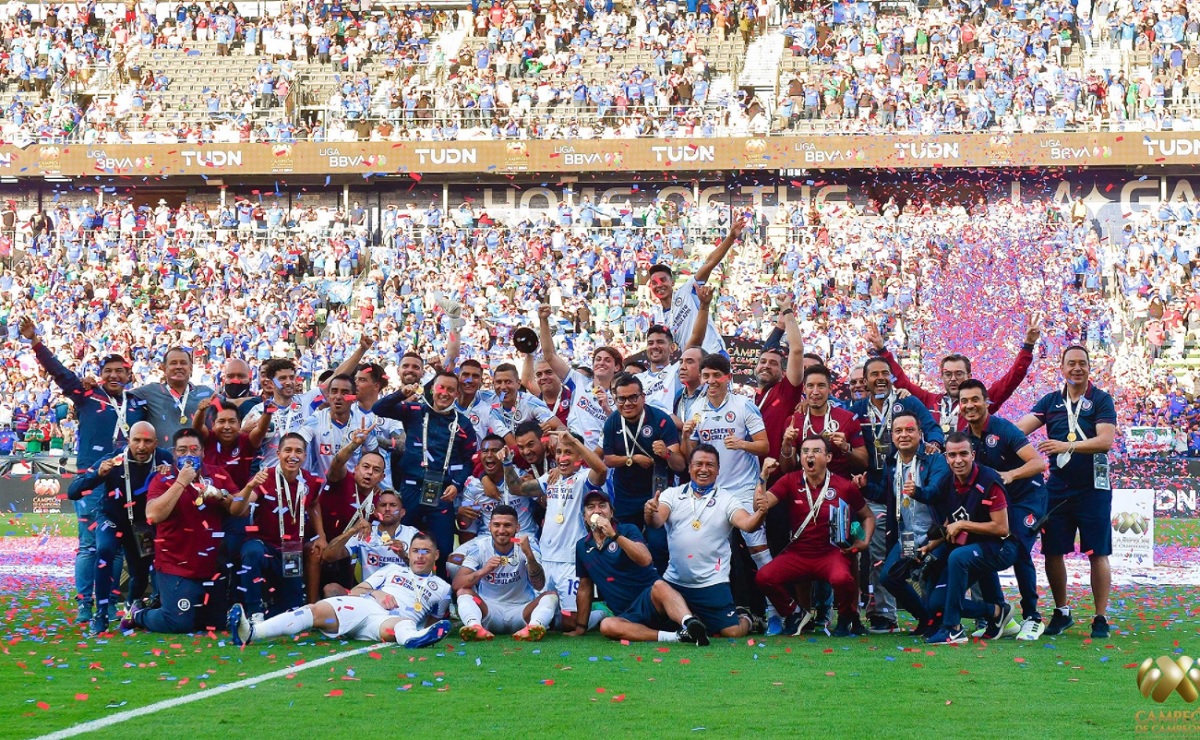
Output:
[645, 445, 768, 638]
[243, 358, 325, 469]
[488, 362, 561, 439]
[228, 532, 451, 649]
[322, 491, 419, 588]
[637, 308, 712, 415]
[648, 215, 744, 357]
[452, 506, 559, 641]
[456, 434, 539, 538]
[456, 359, 499, 444]
[537, 304, 621, 449]
[300, 374, 378, 478]
[680, 353, 779, 623]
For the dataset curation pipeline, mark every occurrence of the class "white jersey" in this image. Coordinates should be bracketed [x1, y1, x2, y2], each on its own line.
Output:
[356, 403, 403, 491]
[459, 474, 537, 535]
[486, 391, 554, 437]
[659, 484, 747, 588]
[537, 467, 595, 563]
[346, 521, 420, 580]
[300, 406, 379, 478]
[458, 389, 498, 444]
[637, 363, 681, 415]
[363, 563, 450, 622]
[654, 277, 726, 355]
[242, 386, 322, 468]
[690, 393, 765, 499]
[563, 368, 610, 449]
[454, 534, 542, 604]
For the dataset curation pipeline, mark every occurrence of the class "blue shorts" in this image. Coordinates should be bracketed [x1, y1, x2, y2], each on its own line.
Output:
[1041, 485, 1112, 557]
[614, 582, 674, 631]
[667, 582, 741, 633]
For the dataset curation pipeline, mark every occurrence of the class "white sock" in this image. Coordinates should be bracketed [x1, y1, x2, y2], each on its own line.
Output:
[254, 607, 313, 640]
[587, 609, 605, 630]
[658, 630, 681, 642]
[764, 603, 780, 619]
[457, 594, 483, 626]
[1058, 604, 1071, 615]
[392, 618, 419, 644]
[529, 593, 559, 628]
[750, 549, 773, 569]
[681, 612, 693, 623]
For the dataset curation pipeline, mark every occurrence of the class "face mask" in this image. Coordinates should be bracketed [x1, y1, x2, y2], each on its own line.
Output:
[224, 381, 252, 398]
[176, 455, 202, 471]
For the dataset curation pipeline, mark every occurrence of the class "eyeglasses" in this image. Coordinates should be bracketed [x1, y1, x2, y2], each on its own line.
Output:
[941, 371, 968, 379]
[615, 393, 643, 405]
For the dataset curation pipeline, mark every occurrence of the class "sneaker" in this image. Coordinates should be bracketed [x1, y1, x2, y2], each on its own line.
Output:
[1044, 607, 1074, 637]
[734, 606, 763, 633]
[868, 616, 898, 634]
[926, 625, 968, 645]
[403, 619, 451, 649]
[513, 624, 546, 642]
[764, 614, 784, 637]
[1090, 615, 1110, 639]
[119, 601, 144, 632]
[228, 603, 252, 647]
[832, 614, 866, 637]
[1015, 617, 1045, 642]
[981, 603, 1016, 640]
[783, 613, 805, 637]
[678, 616, 711, 647]
[459, 623, 494, 642]
[76, 601, 93, 625]
[88, 615, 109, 637]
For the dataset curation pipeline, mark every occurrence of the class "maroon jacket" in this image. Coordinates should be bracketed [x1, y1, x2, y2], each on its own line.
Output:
[880, 345, 1034, 428]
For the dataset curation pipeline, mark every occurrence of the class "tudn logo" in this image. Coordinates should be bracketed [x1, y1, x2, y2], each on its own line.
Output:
[1137, 656, 1200, 703]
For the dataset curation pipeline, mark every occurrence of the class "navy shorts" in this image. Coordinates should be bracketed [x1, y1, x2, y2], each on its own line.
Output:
[1041, 485, 1112, 557]
[667, 582, 741, 633]
[614, 582, 674, 631]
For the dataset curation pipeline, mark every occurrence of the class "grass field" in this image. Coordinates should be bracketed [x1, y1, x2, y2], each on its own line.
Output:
[3, 517, 1199, 739]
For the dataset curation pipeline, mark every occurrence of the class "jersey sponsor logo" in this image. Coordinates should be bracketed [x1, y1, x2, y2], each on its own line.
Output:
[366, 551, 383, 567]
[986, 434, 999, 448]
[698, 428, 733, 442]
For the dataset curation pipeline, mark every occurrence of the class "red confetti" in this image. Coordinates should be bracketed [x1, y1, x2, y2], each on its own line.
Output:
[328, 689, 344, 697]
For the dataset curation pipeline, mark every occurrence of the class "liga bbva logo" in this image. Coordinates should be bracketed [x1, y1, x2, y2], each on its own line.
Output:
[1137, 656, 1200, 703]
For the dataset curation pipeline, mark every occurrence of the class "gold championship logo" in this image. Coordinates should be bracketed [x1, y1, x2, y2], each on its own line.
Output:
[1137, 656, 1200, 703]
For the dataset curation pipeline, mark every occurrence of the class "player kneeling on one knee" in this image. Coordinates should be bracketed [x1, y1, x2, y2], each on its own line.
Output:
[451, 505, 559, 642]
[227, 532, 452, 649]
[569, 487, 710, 645]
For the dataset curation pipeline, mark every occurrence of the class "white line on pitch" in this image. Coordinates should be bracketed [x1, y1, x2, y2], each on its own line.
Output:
[31, 641, 388, 740]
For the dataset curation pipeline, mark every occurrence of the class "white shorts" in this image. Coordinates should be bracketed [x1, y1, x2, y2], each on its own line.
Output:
[481, 600, 530, 634]
[543, 560, 579, 603]
[323, 596, 411, 641]
[731, 490, 768, 549]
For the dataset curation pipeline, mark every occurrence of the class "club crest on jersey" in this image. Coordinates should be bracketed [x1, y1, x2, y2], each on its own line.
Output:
[893, 403, 904, 413]
[986, 434, 999, 448]
[706, 497, 717, 508]
[469, 413, 480, 425]
[725, 411, 736, 422]
[607, 541, 618, 552]
[825, 489, 838, 500]
[641, 426, 653, 438]
[513, 409, 526, 421]
[674, 296, 683, 307]
[1081, 398, 1093, 411]
[1024, 513, 1036, 528]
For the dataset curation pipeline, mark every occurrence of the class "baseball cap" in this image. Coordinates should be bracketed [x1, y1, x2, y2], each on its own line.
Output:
[581, 486, 613, 510]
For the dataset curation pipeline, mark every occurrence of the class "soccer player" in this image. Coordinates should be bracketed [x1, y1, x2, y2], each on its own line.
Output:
[780, 365, 867, 478]
[125, 428, 239, 634]
[131, 347, 216, 448]
[489, 362, 561, 440]
[647, 215, 745, 356]
[958, 379, 1048, 640]
[922, 434, 1019, 645]
[228, 532, 451, 649]
[302, 373, 378, 479]
[353, 361, 404, 489]
[458, 434, 539, 538]
[537, 304, 621, 449]
[319, 427, 390, 592]
[1016, 346, 1117, 639]
[874, 412, 951, 637]
[452, 506, 559, 641]
[322, 490, 419, 594]
[242, 358, 321, 469]
[644, 445, 769, 639]
[866, 314, 1041, 432]
[456, 359, 497, 444]
[570, 487, 710, 645]
[229, 433, 326, 620]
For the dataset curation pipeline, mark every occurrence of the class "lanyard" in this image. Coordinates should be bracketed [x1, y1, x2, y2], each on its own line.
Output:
[894, 455, 920, 524]
[939, 395, 959, 430]
[868, 392, 896, 441]
[790, 471, 830, 543]
[122, 453, 135, 526]
[108, 390, 130, 445]
[1062, 386, 1088, 442]
[755, 384, 771, 411]
[676, 387, 702, 422]
[688, 484, 714, 526]
[421, 404, 458, 474]
[165, 383, 191, 423]
[802, 406, 833, 439]
[621, 409, 647, 458]
[275, 465, 307, 545]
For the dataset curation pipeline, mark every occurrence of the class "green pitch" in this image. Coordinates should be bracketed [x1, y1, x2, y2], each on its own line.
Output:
[4, 517, 1200, 739]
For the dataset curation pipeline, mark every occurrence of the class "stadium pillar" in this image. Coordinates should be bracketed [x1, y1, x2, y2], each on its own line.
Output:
[1161, 177, 1167, 201]
[343, 183, 350, 211]
[693, 181, 700, 205]
[442, 183, 449, 214]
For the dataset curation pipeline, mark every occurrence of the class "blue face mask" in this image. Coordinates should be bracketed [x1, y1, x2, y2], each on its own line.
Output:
[176, 455, 202, 471]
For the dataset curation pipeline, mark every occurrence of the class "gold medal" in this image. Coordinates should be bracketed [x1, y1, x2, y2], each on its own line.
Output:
[380, 532, 392, 545]
[180, 415, 188, 424]
[691, 520, 702, 530]
[941, 421, 951, 433]
[193, 495, 204, 506]
[626, 456, 633, 467]
[1067, 432, 1077, 442]
[555, 513, 565, 524]
[875, 439, 887, 450]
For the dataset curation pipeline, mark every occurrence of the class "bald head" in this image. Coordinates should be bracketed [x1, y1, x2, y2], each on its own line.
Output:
[222, 358, 253, 398]
[128, 421, 158, 462]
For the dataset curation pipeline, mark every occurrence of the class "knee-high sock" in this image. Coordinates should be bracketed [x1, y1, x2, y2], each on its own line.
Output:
[392, 618, 419, 644]
[751, 550, 779, 616]
[457, 594, 483, 626]
[529, 593, 559, 628]
[254, 607, 314, 640]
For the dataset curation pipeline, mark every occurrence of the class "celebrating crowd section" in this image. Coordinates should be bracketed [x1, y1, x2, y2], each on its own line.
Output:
[8, 187, 1168, 652]
[5, 0, 1200, 144]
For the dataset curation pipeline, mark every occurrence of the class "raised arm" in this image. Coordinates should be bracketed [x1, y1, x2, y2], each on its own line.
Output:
[986, 312, 1042, 413]
[686, 284, 715, 349]
[779, 295, 805, 388]
[537, 304, 570, 381]
[694, 214, 745, 285]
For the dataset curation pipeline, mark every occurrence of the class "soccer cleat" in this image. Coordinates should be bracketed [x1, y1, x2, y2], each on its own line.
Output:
[459, 623, 494, 642]
[1090, 615, 1110, 639]
[513, 624, 546, 642]
[868, 616, 898, 634]
[764, 614, 785, 637]
[228, 603, 252, 647]
[88, 615, 109, 637]
[981, 602, 1016, 640]
[1044, 607, 1074, 636]
[1015, 617, 1045, 642]
[926, 625, 968, 645]
[403, 620, 451, 649]
[119, 600, 144, 632]
[678, 616, 711, 647]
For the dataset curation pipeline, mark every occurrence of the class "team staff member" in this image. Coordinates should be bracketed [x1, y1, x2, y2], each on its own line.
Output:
[850, 355, 944, 634]
[752, 294, 807, 463]
[645, 445, 768, 639]
[874, 412, 950, 637]
[126, 428, 239, 634]
[754, 438, 874, 637]
[1017, 346, 1117, 639]
[21, 317, 146, 625]
[922, 434, 1019, 645]
[67, 421, 171, 635]
[131, 347, 215, 448]
[570, 488, 710, 645]
[319, 429, 390, 592]
[780, 365, 867, 478]
[866, 314, 1041, 431]
[958, 380, 1048, 640]
[373, 370, 479, 574]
